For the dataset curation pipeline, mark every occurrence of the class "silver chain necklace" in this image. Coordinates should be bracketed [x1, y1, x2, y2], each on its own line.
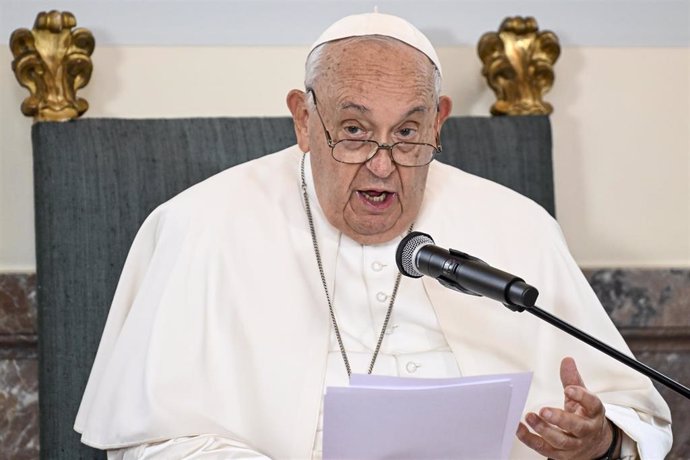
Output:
[300, 153, 406, 377]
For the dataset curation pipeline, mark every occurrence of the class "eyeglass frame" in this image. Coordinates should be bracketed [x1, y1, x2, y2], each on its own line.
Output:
[306, 89, 443, 167]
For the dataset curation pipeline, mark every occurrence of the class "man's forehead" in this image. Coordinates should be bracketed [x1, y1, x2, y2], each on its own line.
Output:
[317, 37, 436, 82]
[308, 12, 442, 77]
[322, 92, 435, 126]
[316, 39, 438, 98]
[318, 63, 436, 112]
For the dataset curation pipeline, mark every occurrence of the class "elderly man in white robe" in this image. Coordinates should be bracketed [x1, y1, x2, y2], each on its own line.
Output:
[75, 12, 672, 460]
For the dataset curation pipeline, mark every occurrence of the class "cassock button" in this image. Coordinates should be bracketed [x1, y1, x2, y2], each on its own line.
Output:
[371, 261, 384, 271]
[405, 361, 421, 373]
[376, 292, 388, 302]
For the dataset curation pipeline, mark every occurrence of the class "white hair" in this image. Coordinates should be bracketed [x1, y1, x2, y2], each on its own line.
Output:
[304, 35, 442, 106]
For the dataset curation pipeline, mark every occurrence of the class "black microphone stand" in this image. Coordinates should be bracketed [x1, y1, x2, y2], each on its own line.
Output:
[437, 273, 690, 400]
[397, 231, 690, 400]
[436, 261, 690, 399]
[518, 303, 690, 400]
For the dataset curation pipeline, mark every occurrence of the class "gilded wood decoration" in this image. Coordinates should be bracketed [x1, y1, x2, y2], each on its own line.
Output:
[10, 11, 94, 122]
[478, 17, 560, 116]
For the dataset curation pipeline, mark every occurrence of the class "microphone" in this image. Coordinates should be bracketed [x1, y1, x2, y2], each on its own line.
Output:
[396, 231, 539, 309]
[396, 231, 690, 400]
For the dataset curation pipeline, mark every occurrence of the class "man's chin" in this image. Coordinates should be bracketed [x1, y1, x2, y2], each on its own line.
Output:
[341, 217, 409, 245]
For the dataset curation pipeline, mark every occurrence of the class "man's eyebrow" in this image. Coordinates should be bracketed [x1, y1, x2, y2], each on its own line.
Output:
[339, 102, 369, 113]
[404, 105, 429, 118]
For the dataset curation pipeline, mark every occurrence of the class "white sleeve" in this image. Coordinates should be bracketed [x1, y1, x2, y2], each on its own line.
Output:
[604, 403, 673, 459]
[106, 434, 271, 460]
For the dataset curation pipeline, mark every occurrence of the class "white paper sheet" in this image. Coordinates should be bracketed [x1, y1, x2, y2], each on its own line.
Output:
[323, 372, 532, 460]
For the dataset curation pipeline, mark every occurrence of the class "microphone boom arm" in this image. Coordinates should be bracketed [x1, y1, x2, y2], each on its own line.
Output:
[395, 230, 690, 400]
[520, 304, 690, 400]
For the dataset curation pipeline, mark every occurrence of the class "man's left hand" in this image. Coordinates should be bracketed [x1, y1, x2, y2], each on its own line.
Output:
[516, 357, 619, 459]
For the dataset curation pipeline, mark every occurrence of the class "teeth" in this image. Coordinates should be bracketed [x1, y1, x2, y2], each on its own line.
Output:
[363, 191, 388, 203]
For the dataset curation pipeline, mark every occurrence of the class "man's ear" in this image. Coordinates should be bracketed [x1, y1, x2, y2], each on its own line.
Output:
[436, 95, 453, 130]
[286, 89, 310, 152]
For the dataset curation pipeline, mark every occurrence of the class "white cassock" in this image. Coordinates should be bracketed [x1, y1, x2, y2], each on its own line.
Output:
[75, 146, 672, 459]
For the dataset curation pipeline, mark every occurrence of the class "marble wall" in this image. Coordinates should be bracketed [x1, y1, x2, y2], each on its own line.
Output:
[0, 274, 38, 459]
[585, 269, 690, 459]
[1, 270, 688, 459]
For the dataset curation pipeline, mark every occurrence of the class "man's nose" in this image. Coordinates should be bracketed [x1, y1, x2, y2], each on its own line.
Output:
[366, 146, 396, 178]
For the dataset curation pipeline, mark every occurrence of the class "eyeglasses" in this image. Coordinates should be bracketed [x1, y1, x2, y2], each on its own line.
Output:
[308, 89, 442, 167]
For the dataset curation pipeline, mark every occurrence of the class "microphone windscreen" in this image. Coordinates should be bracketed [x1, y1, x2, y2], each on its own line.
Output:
[396, 231, 434, 278]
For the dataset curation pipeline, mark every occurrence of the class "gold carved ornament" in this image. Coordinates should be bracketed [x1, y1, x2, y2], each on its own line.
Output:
[478, 17, 560, 116]
[10, 11, 95, 122]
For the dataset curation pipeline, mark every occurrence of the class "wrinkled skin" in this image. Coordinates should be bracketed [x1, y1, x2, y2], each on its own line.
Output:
[516, 357, 621, 459]
[287, 38, 452, 245]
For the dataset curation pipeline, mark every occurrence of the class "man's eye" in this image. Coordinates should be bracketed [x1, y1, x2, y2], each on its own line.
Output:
[344, 126, 364, 136]
[398, 127, 417, 138]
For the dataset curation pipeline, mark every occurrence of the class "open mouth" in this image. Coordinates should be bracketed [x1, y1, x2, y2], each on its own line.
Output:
[357, 190, 396, 207]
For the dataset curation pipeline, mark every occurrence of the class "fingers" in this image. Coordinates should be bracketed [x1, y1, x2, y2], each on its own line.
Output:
[518, 358, 612, 459]
[518, 396, 609, 458]
[529, 411, 583, 448]
[560, 357, 591, 415]
[516, 417, 579, 458]
[517, 411, 612, 460]
[560, 356, 585, 389]
[564, 385, 606, 418]
[536, 407, 592, 438]
[517, 421, 560, 458]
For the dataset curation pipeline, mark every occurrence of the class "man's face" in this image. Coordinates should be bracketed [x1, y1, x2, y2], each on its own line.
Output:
[288, 38, 452, 245]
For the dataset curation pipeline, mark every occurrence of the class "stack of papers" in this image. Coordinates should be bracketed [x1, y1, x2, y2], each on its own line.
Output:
[323, 372, 532, 459]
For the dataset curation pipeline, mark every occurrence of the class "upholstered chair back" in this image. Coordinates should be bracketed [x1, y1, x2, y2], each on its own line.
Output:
[32, 115, 553, 458]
